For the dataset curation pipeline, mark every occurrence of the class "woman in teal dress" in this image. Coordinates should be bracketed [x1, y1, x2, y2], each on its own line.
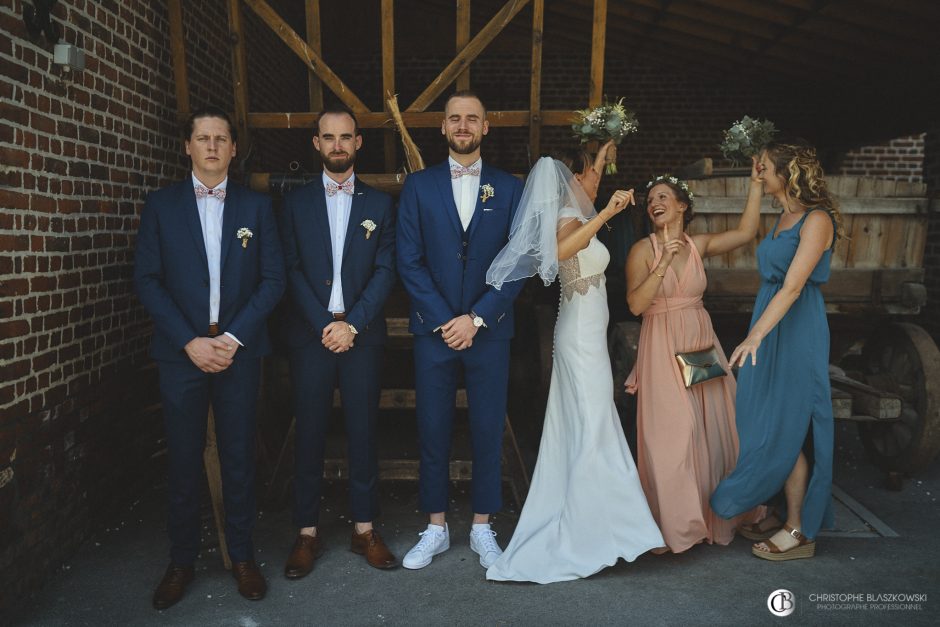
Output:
[710, 141, 845, 561]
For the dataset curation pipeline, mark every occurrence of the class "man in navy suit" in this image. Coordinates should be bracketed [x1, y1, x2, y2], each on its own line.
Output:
[135, 107, 284, 608]
[397, 91, 525, 570]
[279, 107, 398, 578]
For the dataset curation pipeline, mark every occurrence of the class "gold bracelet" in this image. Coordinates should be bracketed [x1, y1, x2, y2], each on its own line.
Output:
[653, 270, 665, 278]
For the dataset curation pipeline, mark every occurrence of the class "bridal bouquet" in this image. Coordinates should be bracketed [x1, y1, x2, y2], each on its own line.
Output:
[572, 98, 638, 174]
[719, 116, 777, 165]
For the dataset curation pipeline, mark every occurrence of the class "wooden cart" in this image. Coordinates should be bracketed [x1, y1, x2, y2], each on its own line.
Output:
[686, 175, 940, 478]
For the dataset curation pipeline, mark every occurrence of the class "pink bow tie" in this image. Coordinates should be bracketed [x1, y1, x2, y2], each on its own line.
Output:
[326, 179, 354, 196]
[194, 185, 226, 201]
[450, 164, 481, 179]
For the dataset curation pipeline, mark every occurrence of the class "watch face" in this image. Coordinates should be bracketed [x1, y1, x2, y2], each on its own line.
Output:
[473, 316, 483, 327]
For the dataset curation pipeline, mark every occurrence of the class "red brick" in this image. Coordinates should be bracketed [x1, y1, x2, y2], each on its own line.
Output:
[0, 319, 29, 339]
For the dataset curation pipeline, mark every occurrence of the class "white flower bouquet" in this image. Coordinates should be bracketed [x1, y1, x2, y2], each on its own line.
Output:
[572, 98, 638, 174]
[719, 116, 777, 165]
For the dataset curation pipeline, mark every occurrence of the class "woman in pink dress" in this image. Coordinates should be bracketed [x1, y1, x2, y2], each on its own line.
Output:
[624, 165, 764, 553]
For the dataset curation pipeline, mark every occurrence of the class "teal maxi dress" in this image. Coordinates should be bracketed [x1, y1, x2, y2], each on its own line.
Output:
[710, 208, 835, 539]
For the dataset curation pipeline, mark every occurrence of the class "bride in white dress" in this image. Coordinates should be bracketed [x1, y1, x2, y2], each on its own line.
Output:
[485, 156, 664, 584]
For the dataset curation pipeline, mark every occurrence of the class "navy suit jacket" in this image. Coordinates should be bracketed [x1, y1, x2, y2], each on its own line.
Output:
[396, 160, 525, 340]
[134, 179, 286, 362]
[279, 177, 396, 347]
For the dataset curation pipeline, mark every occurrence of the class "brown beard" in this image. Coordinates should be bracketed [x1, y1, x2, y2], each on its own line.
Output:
[447, 135, 482, 155]
[322, 151, 356, 173]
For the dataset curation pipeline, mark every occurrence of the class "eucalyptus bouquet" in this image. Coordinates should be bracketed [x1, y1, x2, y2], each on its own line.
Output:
[719, 116, 777, 165]
[572, 98, 638, 174]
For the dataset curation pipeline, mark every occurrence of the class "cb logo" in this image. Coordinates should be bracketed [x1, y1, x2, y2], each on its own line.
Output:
[767, 589, 795, 617]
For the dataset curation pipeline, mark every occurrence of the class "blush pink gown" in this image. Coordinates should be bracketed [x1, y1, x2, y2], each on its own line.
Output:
[626, 233, 762, 553]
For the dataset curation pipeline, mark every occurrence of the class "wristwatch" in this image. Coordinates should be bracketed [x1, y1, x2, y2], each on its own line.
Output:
[469, 311, 485, 328]
[346, 322, 359, 335]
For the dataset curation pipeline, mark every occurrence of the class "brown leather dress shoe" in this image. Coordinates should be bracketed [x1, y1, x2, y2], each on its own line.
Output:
[231, 561, 267, 600]
[350, 528, 398, 569]
[152, 564, 194, 610]
[284, 534, 324, 579]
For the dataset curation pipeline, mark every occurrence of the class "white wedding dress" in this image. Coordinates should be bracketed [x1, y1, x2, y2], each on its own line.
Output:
[486, 236, 664, 584]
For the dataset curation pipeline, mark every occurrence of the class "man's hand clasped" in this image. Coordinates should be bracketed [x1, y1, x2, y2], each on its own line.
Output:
[441, 315, 478, 351]
[185, 336, 238, 373]
[322, 321, 355, 354]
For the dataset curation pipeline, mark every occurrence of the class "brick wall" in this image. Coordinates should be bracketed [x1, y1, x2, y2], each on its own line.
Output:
[832, 134, 925, 182]
[0, 0, 304, 614]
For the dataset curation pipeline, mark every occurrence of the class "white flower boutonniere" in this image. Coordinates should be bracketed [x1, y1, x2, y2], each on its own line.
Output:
[361, 219, 377, 239]
[236, 227, 253, 248]
[480, 183, 495, 204]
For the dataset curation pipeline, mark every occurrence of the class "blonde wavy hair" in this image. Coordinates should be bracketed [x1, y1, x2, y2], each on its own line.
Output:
[764, 141, 846, 243]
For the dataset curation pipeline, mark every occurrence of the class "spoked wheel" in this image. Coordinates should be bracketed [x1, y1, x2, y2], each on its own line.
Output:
[858, 323, 940, 475]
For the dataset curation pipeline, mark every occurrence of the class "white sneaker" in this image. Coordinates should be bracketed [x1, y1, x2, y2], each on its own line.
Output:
[402, 523, 450, 570]
[469, 524, 502, 568]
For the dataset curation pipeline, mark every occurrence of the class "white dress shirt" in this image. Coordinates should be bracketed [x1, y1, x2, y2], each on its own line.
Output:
[324, 171, 355, 313]
[192, 173, 240, 345]
[449, 156, 481, 231]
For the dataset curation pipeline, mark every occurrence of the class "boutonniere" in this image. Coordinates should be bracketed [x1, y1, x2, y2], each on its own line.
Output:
[361, 219, 377, 239]
[236, 227, 253, 248]
[480, 183, 495, 204]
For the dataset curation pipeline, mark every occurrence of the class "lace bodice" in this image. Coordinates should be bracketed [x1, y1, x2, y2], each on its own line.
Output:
[558, 237, 609, 301]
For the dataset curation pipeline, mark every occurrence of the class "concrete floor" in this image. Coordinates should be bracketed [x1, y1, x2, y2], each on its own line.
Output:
[11, 421, 940, 626]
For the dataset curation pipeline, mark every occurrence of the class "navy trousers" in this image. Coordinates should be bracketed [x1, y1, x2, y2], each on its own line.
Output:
[289, 342, 382, 527]
[157, 356, 261, 565]
[413, 335, 509, 514]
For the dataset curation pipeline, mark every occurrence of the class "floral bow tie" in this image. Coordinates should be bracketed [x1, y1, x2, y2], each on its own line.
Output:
[194, 185, 226, 201]
[326, 179, 354, 196]
[450, 164, 481, 179]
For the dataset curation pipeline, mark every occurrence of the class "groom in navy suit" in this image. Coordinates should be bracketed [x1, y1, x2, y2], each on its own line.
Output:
[397, 91, 525, 570]
[279, 107, 398, 578]
[135, 107, 284, 608]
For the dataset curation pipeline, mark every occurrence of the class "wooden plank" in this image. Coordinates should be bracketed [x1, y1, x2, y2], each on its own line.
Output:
[703, 268, 925, 305]
[227, 0, 250, 147]
[456, 0, 471, 91]
[830, 373, 902, 420]
[242, 0, 370, 112]
[305, 0, 323, 111]
[323, 459, 475, 481]
[904, 214, 928, 269]
[589, 0, 607, 107]
[333, 388, 468, 410]
[167, 0, 190, 119]
[407, 0, 531, 112]
[528, 0, 544, 161]
[247, 109, 576, 129]
[845, 215, 885, 269]
[381, 0, 396, 172]
[204, 408, 232, 570]
[832, 387, 852, 420]
[674, 158, 713, 180]
[690, 196, 925, 215]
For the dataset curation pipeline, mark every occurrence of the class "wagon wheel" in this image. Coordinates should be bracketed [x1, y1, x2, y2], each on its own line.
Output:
[858, 323, 940, 475]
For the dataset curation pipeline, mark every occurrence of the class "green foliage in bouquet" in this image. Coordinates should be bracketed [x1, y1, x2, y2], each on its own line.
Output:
[719, 116, 777, 165]
[572, 98, 638, 174]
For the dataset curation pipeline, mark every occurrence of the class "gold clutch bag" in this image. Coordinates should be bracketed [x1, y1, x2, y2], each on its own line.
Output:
[675, 345, 727, 388]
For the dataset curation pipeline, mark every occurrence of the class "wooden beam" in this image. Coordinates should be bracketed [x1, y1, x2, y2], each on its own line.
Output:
[381, 0, 396, 172]
[242, 0, 371, 112]
[528, 0, 544, 162]
[589, 0, 607, 107]
[456, 0, 471, 91]
[227, 0, 250, 147]
[248, 109, 576, 129]
[167, 0, 190, 120]
[407, 0, 531, 112]
[305, 0, 323, 111]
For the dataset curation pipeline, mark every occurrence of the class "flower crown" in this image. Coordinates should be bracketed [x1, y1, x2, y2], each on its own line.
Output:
[646, 174, 694, 200]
